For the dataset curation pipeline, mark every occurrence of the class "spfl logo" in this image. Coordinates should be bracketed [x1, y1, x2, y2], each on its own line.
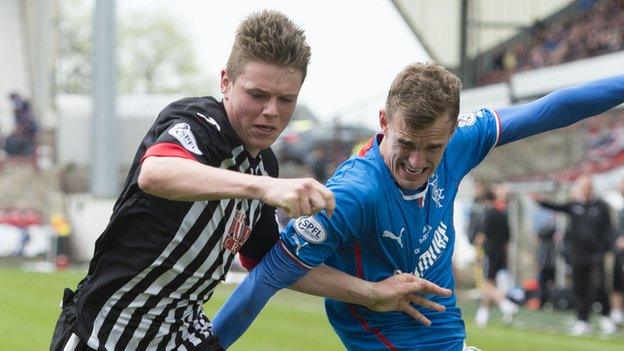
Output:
[294, 216, 327, 243]
[168, 123, 203, 155]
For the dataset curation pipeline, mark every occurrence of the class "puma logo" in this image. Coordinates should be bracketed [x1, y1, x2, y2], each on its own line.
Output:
[382, 228, 405, 248]
[292, 233, 309, 256]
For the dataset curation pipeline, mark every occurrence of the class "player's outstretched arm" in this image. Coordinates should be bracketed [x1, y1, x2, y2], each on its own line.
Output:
[212, 243, 309, 349]
[498, 75, 624, 146]
[291, 266, 451, 326]
[212, 243, 453, 348]
[139, 156, 334, 217]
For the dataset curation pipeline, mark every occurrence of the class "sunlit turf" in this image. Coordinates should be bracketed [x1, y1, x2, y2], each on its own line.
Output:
[1, 268, 622, 350]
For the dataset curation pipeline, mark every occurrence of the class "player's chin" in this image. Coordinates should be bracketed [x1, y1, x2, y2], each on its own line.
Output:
[397, 167, 430, 189]
[248, 136, 278, 152]
[397, 174, 429, 190]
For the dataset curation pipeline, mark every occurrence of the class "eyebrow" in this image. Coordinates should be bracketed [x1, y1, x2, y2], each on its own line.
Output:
[246, 87, 298, 99]
[398, 137, 445, 148]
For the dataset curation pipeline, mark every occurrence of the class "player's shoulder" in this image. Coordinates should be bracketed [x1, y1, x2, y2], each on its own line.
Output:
[454, 108, 498, 133]
[327, 156, 383, 201]
[157, 96, 226, 133]
[447, 108, 500, 153]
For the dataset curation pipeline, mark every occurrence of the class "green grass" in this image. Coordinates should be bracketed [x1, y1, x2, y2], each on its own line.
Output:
[1, 268, 623, 350]
[462, 303, 624, 351]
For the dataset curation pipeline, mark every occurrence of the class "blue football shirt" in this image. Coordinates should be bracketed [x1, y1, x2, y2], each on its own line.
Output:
[280, 108, 501, 350]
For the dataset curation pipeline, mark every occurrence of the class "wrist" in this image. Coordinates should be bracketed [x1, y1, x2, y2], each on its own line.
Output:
[247, 175, 269, 200]
[362, 281, 380, 308]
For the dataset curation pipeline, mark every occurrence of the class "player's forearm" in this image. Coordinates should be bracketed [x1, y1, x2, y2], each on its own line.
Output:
[499, 75, 624, 145]
[290, 265, 376, 306]
[212, 244, 308, 348]
[138, 156, 267, 201]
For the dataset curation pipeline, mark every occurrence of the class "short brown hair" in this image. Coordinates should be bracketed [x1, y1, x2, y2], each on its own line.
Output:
[385, 62, 461, 129]
[226, 10, 311, 82]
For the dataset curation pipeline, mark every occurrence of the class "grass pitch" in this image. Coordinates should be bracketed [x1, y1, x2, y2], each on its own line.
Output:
[1, 268, 622, 350]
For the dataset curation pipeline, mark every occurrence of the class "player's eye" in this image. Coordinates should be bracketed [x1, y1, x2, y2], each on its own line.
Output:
[249, 92, 265, 99]
[427, 145, 443, 151]
[398, 141, 414, 150]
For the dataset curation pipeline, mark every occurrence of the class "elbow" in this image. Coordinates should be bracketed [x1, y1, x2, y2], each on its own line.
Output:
[138, 157, 164, 195]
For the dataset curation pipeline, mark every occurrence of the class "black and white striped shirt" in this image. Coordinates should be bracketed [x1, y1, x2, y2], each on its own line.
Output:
[69, 97, 279, 350]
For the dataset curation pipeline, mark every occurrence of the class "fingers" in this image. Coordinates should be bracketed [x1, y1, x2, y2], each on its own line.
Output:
[417, 279, 452, 297]
[307, 189, 326, 214]
[393, 274, 452, 297]
[285, 179, 334, 218]
[264, 178, 333, 218]
[319, 186, 335, 217]
[299, 194, 312, 217]
[399, 302, 432, 326]
[410, 294, 446, 312]
[304, 180, 335, 217]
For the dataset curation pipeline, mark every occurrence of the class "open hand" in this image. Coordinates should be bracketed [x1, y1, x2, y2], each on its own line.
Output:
[366, 273, 452, 326]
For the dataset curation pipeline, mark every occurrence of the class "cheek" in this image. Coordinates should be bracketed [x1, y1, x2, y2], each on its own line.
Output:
[236, 99, 262, 118]
[430, 150, 445, 165]
[278, 104, 296, 118]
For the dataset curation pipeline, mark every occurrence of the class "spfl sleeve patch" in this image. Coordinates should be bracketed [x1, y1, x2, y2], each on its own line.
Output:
[294, 216, 327, 244]
[167, 122, 203, 155]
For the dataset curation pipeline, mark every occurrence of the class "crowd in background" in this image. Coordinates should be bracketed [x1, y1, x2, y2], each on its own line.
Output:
[478, 0, 624, 85]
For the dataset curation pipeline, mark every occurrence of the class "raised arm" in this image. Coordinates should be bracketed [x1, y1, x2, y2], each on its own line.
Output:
[498, 76, 624, 146]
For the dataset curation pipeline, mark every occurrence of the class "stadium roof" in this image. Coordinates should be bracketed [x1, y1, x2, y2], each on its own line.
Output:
[390, 0, 576, 70]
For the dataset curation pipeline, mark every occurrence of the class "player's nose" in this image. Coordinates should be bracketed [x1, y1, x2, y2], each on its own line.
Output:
[407, 149, 426, 167]
[263, 98, 279, 118]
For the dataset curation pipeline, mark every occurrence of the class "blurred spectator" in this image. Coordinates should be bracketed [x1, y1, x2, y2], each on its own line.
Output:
[533, 175, 617, 335]
[9, 92, 27, 119]
[467, 180, 488, 245]
[306, 146, 330, 183]
[535, 216, 558, 309]
[611, 178, 624, 325]
[478, 0, 624, 86]
[5, 93, 38, 156]
[473, 187, 519, 327]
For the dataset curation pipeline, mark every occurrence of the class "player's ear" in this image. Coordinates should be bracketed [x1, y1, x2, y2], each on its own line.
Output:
[220, 68, 232, 99]
[379, 108, 389, 133]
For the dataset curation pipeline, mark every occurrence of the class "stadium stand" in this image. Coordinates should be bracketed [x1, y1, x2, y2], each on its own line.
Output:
[476, 0, 624, 86]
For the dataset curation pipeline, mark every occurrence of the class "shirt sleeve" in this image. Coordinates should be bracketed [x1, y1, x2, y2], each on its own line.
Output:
[445, 108, 501, 178]
[142, 104, 225, 167]
[279, 176, 370, 269]
[238, 204, 279, 270]
[498, 75, 624, 146]
[212, 242, 309, 348]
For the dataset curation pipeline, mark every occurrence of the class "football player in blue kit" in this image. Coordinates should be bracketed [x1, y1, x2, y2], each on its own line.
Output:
[212, 63, 624, 350]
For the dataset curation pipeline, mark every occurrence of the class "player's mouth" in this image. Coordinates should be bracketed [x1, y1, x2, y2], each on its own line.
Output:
[252, 124, 277, 136]
[402, 162, 426, 176]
